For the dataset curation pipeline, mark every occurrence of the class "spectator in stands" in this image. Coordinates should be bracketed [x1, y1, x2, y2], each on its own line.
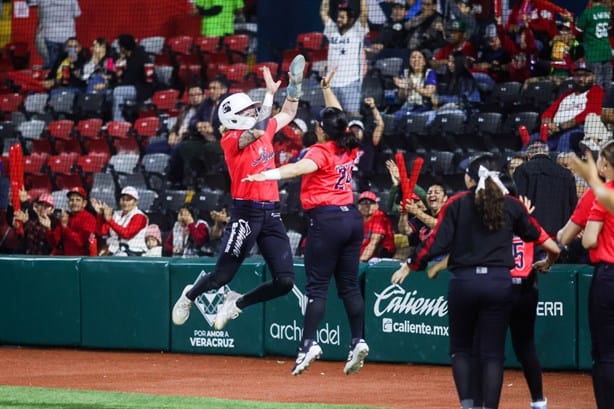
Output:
[193, 0, 245, 37]
[538, 63, 605, 152]
[506, 153, 526, 177]
[47, 187, 97, 256]
[170, 120, 224, 188]
[190, 75, 230, 140]
[404, 0, 445, 52]
[513, 140, 577, 238]
[12, 191, 55, 255]
[352, 97, 384, 191]
[383, 158, 427, 216]
[547, 21, 582, 84]
[392, 49, 437, 121]
[358, 191, 396, 262]
[36, 0, 81, 69]
[473, 23, 513, 90]
[143, 224, 163, 257]
[431, 20, 476, 71]
[576, 0, 613, 89]
[164, 207, 224, 257]
[506, 0, 573, 54]
[169, 85, 204, 148]
[42, 37, 87, 96]
[446, 0, 477, 43]
[112, 34, 154, 122]
[273, 118, 307, 167]
[398, 183, 447, 238]
[601, 86, 614, 128]
[92, 186, 148, 256]
[81, 37, 116, 94]
[321, 0, 369, 116]
[0, 163, 17, 254]
[436, 51, 481, 115]
[509, 22, 540, 83]
[368, 2, 410, 59]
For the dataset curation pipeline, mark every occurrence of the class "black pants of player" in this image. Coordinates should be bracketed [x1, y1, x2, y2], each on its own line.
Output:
[448, 266, 512, 409]
[188, 200, 294, 308]
[301, 205, 364, 344]
[510, 272, 544, 402]
[590, 262, 614, 409]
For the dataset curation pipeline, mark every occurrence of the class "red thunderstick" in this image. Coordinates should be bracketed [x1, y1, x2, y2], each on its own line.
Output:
[9, 143, 24, 235]
[394, 151, 423, 213]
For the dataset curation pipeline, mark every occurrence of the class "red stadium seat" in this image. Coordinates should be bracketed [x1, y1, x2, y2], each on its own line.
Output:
[0, 93, 24, 118]
[133, 116, 160, 140]
[194, 36, 221, 54]
[23, 153, 49, 175]
[151, 89, 180, 113]
[47, 153, 79, 175]
[47, 120, 75, 141]
[76, 118, 103, 140]
[252, 62, 280, 86]
[223, 34, 250, 63]
[296, 32, 326, 61]
[106, 121, 132, 139]
[166, 36, 194, 55]
[77, 152, 109, 174]
[54, 173, 85, 191]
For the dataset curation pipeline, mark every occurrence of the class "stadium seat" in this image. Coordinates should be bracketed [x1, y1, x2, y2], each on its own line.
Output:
[135, 188, 159, 212]
[160, 189, 188, 214]
[466, 111, 504, 152]
[223, 34, 250, 63]
[374, 57, 403, 78]
[0, 93, 24, 119]
[23, 93, 49, 119]
[47, 153, 79, 175]
[18, 119, 46, 141]
[5, 41, 30, 70]
[140, 36, 166, 59]
[486, 81, 522, 111]
[151, 89, 180, 114]
[521, 79, 555, 111]
[75, 93, 106, 119]
[51, 190, 69, 210]
[154, 65, 174, 88]
[166, 35, 194, 56]
[108, 153, 140, 175]
[296, 31, 325, 61]
[47, 91, 76, 119]
[23, 153, 49, 175]
[497, 111, 540, 151]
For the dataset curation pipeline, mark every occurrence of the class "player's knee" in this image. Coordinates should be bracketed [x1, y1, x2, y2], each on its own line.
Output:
[274, 275, 294, 294]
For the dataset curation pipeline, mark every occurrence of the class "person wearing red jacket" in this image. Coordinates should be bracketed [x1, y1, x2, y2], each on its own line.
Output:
[507, 0, 573, 46]
[47, 186, 96, 256]
[164, 207, 225, 257]
[92, 186, 148, 256]
[358, 191, 396, 262]
[538, 63, 605, 152]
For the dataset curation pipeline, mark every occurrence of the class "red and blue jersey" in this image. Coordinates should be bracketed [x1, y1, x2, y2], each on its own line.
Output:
[221, 118, 280, 202]
[300, 141, 359, 210]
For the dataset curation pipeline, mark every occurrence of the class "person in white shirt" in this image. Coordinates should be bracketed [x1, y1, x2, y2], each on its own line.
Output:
[321, 0, 369, 117]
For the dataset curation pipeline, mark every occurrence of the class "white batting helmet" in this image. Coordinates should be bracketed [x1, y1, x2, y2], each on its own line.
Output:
[218, 93, 261, 130]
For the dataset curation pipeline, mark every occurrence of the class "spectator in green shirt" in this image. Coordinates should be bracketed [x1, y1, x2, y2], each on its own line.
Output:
[576, 0, 613, 88]
[194, 0, 245, 37]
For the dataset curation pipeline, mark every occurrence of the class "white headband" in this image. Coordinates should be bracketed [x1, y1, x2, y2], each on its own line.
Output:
[476, 165, 509, 195]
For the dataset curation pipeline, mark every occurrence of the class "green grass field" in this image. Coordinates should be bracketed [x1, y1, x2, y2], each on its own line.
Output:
[0, 386, 386, 409]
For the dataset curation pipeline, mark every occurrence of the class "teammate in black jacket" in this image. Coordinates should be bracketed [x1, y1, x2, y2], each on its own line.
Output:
[391, 154, 546, 409]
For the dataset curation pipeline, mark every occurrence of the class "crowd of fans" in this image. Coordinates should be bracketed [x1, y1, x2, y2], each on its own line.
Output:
[0, 0, 612, 265]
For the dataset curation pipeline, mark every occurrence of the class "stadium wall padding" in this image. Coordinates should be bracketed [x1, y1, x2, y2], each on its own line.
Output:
[0, 256, 594, 370]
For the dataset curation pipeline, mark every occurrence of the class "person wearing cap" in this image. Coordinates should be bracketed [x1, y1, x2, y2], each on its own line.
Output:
[514, 141, 577, 239]
[171, 58, 305, 333]
[320, 0, 369, 116]
[244, 67, 369, 376]
[92, 186, 148, 256]
[390, 154, 548, 409]
[46, 186, 97, 256]
[357, 191, 396, 262]
[143, 224, 163, 257]
[538, 63, 605, 152]
[12, 191, 56, 255]
[273, 117, 307, 167]
[473, 22, 514, 89]
[368, 2, 410, 58]
[446, 0, 476, 42]
[575, 0, 612, 89]
[431, 19, 476, 70]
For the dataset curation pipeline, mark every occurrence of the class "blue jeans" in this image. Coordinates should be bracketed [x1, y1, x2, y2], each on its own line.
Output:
[44, 39, 64, 70]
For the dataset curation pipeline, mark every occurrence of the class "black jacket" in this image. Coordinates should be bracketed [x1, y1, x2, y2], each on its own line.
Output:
[513, 154, 577, 235]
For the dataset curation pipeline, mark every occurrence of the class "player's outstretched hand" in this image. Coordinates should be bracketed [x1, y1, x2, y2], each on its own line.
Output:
[518, 195, 534, 214]
[262, 66, 281, 95]
[568, 151, 600, 186]
[242, 173, 267, 182]
[391, 263, 411, 284]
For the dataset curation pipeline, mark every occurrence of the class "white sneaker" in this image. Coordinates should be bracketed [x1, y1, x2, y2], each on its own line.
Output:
[291, 340, 322, 376]
[531, 398, 547, 409]
[343, 338, 369, 375]
[172, 284, 194, 325]
[213, 290, 242, 330]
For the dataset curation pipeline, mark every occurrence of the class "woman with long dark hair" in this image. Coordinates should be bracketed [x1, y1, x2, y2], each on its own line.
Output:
[244, 68, 368, 376]
[390, 154, 546, 409]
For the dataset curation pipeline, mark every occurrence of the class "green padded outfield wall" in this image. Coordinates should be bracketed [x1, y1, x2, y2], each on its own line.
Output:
[578, 266, 594, 371]
[263, 262, 367, 361]
[169, 257, 266, 356]
[504, 266, 578, 369]
[0, 256, 81, 346]
[79, 257, 170, 350]
[364, 260, 450, 364]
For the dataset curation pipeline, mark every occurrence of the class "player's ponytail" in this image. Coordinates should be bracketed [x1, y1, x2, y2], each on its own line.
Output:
[467, 154, 505, 231]
[319, 107, 359, 150]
